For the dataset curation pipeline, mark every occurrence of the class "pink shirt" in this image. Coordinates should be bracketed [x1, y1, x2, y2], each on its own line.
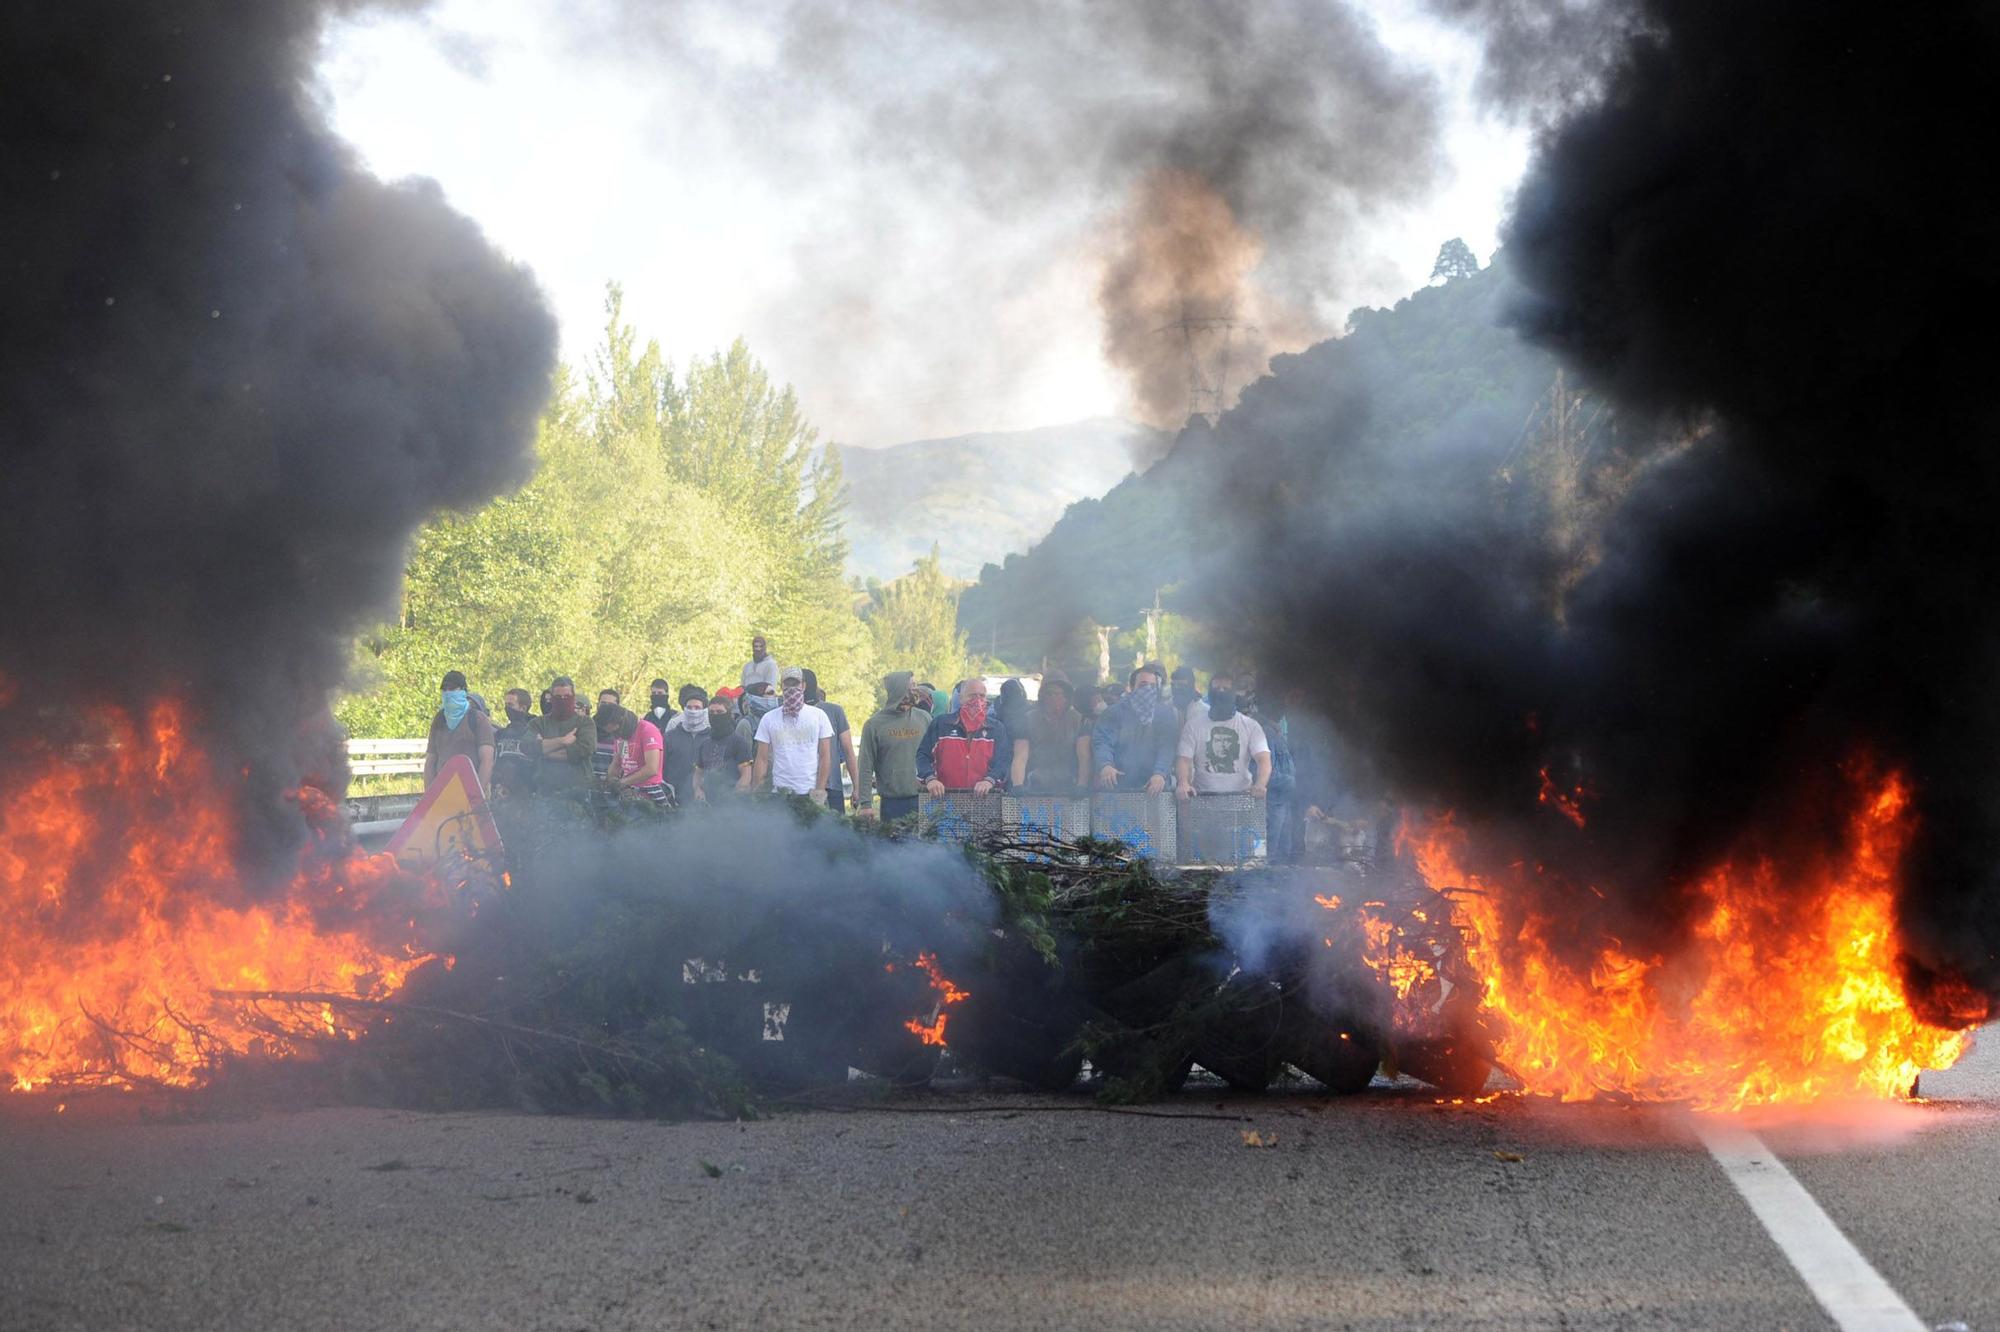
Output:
[618, 719, 665, 783]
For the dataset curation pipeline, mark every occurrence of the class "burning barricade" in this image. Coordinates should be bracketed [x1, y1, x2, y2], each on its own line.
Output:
[2, 752, 1984, 1117]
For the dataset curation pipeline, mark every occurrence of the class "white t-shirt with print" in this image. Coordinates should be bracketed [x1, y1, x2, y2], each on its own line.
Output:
[755, 703, 834, 794]
[1177, 712, 1270, 793]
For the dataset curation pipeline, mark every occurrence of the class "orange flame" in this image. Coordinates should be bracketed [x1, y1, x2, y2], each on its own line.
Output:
[3, 701, 432, 1092]
[1536, 767, 1588, 829]
[1317, 893, 1449, 1027]
[1401, 772, 1981, 1110]
[903, 951, 969, 1047]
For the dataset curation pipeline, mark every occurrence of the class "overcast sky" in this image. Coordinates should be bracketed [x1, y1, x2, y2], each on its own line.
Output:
[316, 1, 1529, 448]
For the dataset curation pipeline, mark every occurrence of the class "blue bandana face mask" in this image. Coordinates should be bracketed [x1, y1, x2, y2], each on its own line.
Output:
[1129, 682, 1161, 723]
[441, 688, 470, 730]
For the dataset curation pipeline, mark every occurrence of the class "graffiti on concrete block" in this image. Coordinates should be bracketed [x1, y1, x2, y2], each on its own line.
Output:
[762, 1002, 791, 1041]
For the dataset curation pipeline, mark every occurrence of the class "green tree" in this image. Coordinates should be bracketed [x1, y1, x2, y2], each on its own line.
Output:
[338, 286, 878, 737]
[861, 545, 974, 704]
[1430, 237, 1480, 283]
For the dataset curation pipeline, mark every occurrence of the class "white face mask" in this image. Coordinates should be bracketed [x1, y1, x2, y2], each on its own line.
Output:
[682, 703, 711, 732]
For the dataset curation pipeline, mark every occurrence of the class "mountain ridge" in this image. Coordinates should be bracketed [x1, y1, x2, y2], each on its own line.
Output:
[831, 418, 1159, 583]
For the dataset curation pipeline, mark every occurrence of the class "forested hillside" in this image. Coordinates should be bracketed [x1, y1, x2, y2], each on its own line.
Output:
[337, 291, 971, 737]
[833, 420, 1154, 582]
[955, 261, 1562, 680]
[341, 263, 1566, 737]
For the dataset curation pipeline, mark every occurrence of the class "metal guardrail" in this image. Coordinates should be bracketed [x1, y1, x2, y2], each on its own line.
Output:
[346, 738, 426, 776]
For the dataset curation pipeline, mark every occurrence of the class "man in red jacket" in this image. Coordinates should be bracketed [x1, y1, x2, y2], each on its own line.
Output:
[916, 677, 1010, 795]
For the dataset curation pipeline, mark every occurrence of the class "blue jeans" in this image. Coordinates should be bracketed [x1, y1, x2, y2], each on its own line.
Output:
[878, 795, 919, 822]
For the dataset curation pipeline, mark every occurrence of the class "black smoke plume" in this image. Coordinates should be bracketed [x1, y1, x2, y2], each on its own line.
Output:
[1425, 0, 1640, 123]
[596, 0, 1441, 447]
[0, 0, 557, 871]
[1215, 0, 2000, 1021]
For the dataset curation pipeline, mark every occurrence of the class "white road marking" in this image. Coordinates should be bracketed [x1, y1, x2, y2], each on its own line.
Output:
[1694, 1119, 1927, 1332]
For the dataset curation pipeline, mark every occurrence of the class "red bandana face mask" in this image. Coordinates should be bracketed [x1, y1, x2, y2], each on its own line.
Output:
[959, 695, 988, 732]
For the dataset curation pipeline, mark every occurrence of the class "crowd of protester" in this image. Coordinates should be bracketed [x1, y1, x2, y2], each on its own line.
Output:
[416, 636, 1354, 861]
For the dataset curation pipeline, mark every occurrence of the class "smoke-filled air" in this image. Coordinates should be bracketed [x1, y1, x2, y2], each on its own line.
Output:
[562, 0, 1450, 450]
[1208, 0, 1998, 1098]
[0, 0, 556, 862]
[5, 3, 2000, 1325]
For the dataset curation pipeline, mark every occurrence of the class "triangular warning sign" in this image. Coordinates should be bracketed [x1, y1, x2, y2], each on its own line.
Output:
[383, 753, 502, 869]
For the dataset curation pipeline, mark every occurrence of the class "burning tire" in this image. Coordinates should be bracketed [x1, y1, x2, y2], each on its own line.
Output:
[1084, 955, 1202, 1095]
[1280, 1017, 1379, 1094]
[1190, 975, 1287, 1092]
[1089, 1030, 1195, 1095]
[947, 997, 1085, 1091]
[933, 926, 1087, 1091]
[846, 963, 949, 1088]
[1394, 1027, 1494, 1097]
[848, 1033, 943, 1088]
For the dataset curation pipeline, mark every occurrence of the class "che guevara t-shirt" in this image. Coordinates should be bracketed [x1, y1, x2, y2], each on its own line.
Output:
[1177, 712, 1270, 793]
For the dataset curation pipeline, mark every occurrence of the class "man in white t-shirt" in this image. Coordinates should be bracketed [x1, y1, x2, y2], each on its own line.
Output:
[1175, 683, 1272, 799]
[752, 665, 834, 801]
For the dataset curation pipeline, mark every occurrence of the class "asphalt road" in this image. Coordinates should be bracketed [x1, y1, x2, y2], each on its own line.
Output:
[3, 1036, 1993, 1332]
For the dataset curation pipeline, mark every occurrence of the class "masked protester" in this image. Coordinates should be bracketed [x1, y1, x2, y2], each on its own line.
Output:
[740, 633, 780, 692]
[423, 669, 495, 791]
[1090, 663, 1176, 794]
[1011, 672, 1088, 792]
[997, 677, 1031, 735]
[589, 689, 621, 780]
[598, 703, 671, 809]
[856, 670, 933, 821]
[659, 684, 711, 800]
[533, 675, 597, 789]
[751, 665, 834, 801]
[1175, 676, 1272, 801]
[695, 694, 753, 801]
[799, 668, 858, 814]
[1180, 670, 1233, 732]
[490, 687, 539, 797]
[1259, 686, 1300, 861]
[1169, 665, 1200, 730]
[917, 677, 1010, 795]
[737, 681, 779, 743]
[711, 684, 744, 724]
[644, 677, 674, 732]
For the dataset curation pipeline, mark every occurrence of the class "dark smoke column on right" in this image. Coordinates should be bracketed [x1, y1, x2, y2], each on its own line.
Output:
[1214, 1, 2000, 1022]
[1500, 0, 2000, 1020]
